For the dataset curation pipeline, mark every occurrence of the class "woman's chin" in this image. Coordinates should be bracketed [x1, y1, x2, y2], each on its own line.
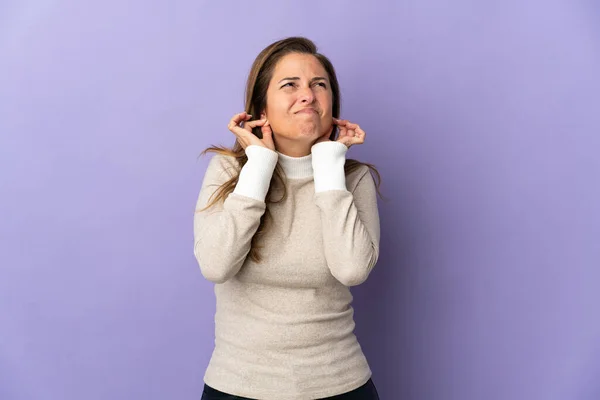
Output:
[295, 126, 321, 139]
[275, 124, 322, 142]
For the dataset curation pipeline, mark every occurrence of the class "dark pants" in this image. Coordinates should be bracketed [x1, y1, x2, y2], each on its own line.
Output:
[201, 378, 380, 400]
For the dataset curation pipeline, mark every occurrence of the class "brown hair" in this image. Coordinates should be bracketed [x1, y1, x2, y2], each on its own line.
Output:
[198, 36, 382, 262]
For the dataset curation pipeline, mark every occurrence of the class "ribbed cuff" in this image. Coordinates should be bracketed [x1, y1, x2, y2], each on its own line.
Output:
[233, 145, 279, 201]
[311, 141, 348, 193]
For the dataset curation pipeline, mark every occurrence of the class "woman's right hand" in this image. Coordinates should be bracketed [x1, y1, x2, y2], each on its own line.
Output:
[227, 112, 275, 151]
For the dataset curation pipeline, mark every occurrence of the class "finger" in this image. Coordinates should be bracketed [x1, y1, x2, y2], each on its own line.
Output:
[234, 112, 253, 123]
[228, 124, 252, 140]
[244, 118, 268, 130]
[352, 125, 365, 140]
[261, 127, 275, 151]
[229, 112, 252, 128]
[339, 120, 363, 136]
[337, 128, 364, 148]
[228, 113, 250, 130]
[342, 121, 365, 140]
[338, 125, 348, 138]
[260, 121, 272, 137]
[228, 121, 254, 139]
[349, 133, 365, 145]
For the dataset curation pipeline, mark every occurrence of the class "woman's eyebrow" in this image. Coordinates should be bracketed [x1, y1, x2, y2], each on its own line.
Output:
[278, 76, 328, 84]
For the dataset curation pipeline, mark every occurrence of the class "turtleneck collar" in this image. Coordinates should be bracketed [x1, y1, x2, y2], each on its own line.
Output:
[276, 151, 313, 179]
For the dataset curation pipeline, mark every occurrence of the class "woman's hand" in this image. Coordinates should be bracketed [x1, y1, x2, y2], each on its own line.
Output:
[227, 112, 275, 151]
[315, 118, 366, 149]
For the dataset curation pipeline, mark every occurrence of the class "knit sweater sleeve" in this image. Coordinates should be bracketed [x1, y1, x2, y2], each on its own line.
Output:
[311, 141, 381, 286]
[193, 145, 278, 283]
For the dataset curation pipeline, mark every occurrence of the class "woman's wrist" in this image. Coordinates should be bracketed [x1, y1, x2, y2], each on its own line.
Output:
[311, 141, 348, 193]
[233, 145, 279, 201]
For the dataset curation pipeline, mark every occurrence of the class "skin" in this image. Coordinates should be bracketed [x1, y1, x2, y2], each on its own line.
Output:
[227, 53, 366, 156]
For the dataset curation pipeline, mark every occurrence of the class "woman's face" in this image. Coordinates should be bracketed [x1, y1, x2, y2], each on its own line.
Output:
[262, 53, 333, 146]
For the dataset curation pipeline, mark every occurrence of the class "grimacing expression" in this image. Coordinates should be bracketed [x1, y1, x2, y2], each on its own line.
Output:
[262, 53, 333, 143]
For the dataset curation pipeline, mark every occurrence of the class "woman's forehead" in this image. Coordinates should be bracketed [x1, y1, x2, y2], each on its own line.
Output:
[272, 53, 326, 78]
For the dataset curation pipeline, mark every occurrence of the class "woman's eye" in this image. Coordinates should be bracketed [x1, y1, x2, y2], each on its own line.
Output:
[281, 82, 326, 88]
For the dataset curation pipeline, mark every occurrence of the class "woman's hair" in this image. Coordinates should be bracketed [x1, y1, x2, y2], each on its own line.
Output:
[198, 36, 382, 262]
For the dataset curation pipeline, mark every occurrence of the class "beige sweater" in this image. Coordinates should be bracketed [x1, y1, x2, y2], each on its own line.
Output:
[193, 141, 381, 399]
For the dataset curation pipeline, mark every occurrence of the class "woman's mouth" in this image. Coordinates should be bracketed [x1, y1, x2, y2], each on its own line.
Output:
[296, 108, 317, 115]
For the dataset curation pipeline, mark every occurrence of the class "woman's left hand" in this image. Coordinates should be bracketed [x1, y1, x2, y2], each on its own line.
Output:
[316, 118, 366, 149]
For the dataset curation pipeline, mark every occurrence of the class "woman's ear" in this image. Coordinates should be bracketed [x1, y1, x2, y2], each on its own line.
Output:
[261, 113, 270, 126]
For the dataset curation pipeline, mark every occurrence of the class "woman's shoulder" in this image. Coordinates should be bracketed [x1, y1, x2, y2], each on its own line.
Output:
[345, 162, 374, 191]
[205, 152, 241, 179]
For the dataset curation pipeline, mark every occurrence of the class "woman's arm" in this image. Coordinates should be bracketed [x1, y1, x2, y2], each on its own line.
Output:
[311, 141, 381, 286]
[193, 146, 278, 283]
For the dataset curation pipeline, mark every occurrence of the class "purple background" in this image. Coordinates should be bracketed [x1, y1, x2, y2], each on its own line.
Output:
[1, 1, 599, 399]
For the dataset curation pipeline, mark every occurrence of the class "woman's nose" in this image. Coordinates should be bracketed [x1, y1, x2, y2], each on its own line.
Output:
[298, 87, 315, 103]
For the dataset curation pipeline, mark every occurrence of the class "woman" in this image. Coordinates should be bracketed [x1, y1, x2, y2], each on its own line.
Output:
[194, 37, 382, 400]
